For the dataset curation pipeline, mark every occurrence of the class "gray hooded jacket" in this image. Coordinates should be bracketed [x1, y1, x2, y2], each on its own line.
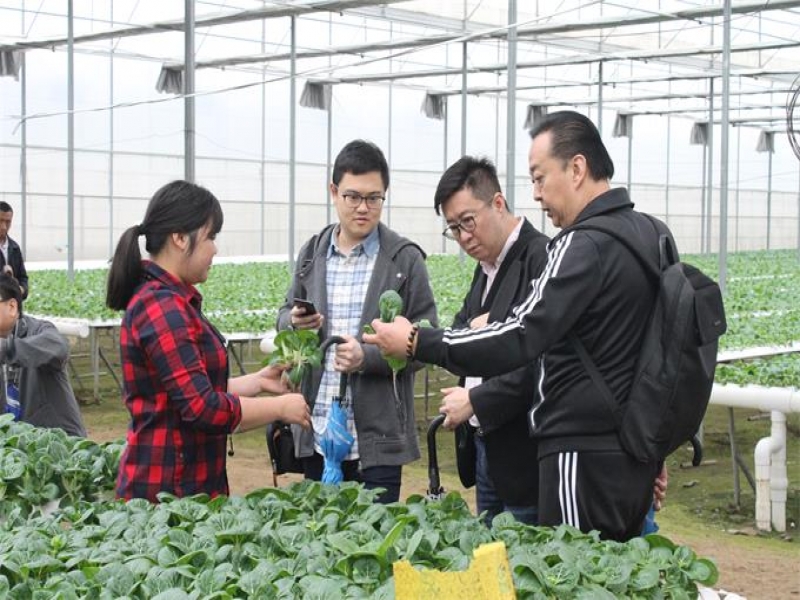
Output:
[277, 223, 438, 469]
[2, 315, 86, 437]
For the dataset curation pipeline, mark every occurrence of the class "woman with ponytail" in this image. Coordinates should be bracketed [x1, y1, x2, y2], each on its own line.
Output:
[107, 180, 310, 502]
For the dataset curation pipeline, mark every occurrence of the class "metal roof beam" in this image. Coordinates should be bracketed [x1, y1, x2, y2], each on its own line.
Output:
[625, 104, 781, 117]
[316, 40, 799, 85]
[121, 0, 800, 73]
[521, 88, 794, 108]
[351, 0, 800, 41]
[0, 0, 407, 52]
[433, 69, 798, 96]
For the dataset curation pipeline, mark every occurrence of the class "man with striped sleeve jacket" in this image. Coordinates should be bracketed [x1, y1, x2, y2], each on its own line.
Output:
[365, 110, 668, 542]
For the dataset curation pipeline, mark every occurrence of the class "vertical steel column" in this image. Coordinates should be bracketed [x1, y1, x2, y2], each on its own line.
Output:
[325, 14, 333, 226]
[626, 131, 632, 195]
[442, 100, 448, 254]
[460, 42, 467, 157]
[67, 0, 75, 280]
[597, 62, 603, 137]
[387, 22, 393, 228]
[259, 4, 266, 253]
[326, 106, 333, 225]
[494, 41, 500, 167]
[719, 0, 731, 293]
[735, 125, 741, 252]
[288, 15, 296, 269]
[705, 78, 715, 254]
[20, 0, 27, 257]
[700, 142, 707, 255]
[459, 42, 467, 262]
[766, 143, 773, 250]
[665, 115, 671, 225]
[108, 2, 115, 258]
[505, 0, 518, 211]
[184, 0, 195, 183]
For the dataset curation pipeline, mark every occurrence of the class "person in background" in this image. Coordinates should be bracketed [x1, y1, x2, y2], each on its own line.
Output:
[277, 139, 438, 504]
[435, 156, 548, 526]
[0, 202, 29, 301]
[364, 111, 672, 541]
[106, 180, 310, 502]
[0, 274, 85, 437]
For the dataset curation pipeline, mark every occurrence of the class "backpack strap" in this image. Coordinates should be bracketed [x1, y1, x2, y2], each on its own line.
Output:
[568, 331, 623, 429]
[563, 213, 669, 430]
[566, 214, 668, 283]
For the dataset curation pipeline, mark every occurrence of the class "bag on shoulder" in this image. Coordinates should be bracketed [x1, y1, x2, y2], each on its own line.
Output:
[266, 422, 303, 476]
[570, 214, 727, 464]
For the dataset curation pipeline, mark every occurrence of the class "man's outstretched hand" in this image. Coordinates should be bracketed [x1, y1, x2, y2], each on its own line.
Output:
[361, 316, 413, 359]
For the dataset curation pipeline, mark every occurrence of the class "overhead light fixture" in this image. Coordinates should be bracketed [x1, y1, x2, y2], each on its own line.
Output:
[690, 122, 709, 145]
[421, 93, 445, 120]
[0, 50, 21, 80]
[299, 81, 332, 110]
[613, 112, 633, 138]
[756, 130, 774, 153]
[523, 104, 547, 130]
[155, 65, 183, 94]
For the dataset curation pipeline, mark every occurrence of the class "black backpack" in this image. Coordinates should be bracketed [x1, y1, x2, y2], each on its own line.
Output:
[569, 214, 727, 464]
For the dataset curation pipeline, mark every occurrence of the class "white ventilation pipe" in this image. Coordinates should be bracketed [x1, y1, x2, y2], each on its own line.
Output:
[709, 384, 797, 533]
[710, 383, 800, 414]
[754, 411, 787, 532]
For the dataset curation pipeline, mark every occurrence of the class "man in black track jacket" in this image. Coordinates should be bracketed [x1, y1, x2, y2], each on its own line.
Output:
[365, 111, 668, 541]
[435, 156, 549, 527]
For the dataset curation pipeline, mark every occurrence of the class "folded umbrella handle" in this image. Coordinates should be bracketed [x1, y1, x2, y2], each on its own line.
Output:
[427, 414, 446, 496]
[319, 335, 348, 401]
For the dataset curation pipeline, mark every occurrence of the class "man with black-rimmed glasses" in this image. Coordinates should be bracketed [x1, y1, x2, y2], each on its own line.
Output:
[276, 139, 437, 503]
[436, 156, 549, 527]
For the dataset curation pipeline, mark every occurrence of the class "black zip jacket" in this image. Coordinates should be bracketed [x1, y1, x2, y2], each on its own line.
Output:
[417, 188, 665, 457]
[453, 219, 549, 505]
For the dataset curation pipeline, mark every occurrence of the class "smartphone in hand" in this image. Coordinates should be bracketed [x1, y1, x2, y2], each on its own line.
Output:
[292, 298, 318, 315]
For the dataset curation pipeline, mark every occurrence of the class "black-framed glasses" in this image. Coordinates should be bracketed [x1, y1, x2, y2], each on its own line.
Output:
[340, 191, 385, 210]
[442, 202, 491, 240]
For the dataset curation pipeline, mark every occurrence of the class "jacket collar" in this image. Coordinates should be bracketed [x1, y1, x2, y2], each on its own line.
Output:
[572, 187, 634, 225]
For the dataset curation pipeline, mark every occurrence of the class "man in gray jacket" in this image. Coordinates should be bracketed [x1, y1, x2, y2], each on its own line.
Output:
[276, 139, 437, 503]
[0, 274, 86, 437]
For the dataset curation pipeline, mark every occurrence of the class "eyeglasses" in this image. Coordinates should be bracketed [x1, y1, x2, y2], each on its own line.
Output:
[340, 191, 386, 210]
[442, 202, 491, 240]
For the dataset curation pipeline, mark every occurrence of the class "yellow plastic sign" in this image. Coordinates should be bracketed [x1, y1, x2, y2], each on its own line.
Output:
[393, 541, 516, 600]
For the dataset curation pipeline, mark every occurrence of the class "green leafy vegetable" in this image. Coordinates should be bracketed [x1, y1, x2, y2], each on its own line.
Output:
[362, 290, 408, 374]
[268, 329, 323, 390]
[378, 290, 403, 322]
[0, 482, 718, 597]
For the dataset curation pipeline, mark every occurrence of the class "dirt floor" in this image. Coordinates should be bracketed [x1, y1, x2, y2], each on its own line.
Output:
[225, 450, 800, 600]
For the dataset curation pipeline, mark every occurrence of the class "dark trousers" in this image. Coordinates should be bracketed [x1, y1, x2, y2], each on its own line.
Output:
[301, 452, 402, 504]
[538, 449, 658, 542]
[474, 433, 538, 527]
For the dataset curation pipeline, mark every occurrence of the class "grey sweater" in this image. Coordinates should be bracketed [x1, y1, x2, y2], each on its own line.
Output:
[277, 223, 438, 469]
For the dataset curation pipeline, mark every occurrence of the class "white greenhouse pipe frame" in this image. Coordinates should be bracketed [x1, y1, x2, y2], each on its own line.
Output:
[754, 412, 787, 532]
[710, 383, 799, 532]
[47, 317, 90, 339]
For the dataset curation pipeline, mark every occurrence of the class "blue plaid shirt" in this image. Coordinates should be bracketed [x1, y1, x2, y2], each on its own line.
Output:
[312, 226, 379, 460]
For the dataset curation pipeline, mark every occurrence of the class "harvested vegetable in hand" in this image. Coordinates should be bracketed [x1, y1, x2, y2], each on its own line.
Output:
[363, 289, 407, 373]
[268, 329, 322, 391]
[378, 289, 403, 322]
